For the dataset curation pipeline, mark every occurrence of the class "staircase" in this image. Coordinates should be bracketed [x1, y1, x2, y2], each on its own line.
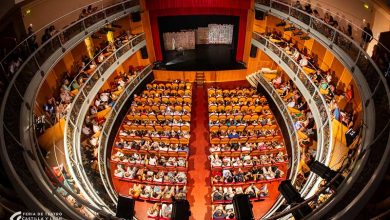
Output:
[195, 72, 205, 86]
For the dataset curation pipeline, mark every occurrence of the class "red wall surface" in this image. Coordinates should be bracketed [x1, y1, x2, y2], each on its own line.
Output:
[146, 0, 251, 61]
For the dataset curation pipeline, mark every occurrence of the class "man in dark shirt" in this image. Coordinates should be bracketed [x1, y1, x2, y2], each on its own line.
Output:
[361, 23, 373, 50]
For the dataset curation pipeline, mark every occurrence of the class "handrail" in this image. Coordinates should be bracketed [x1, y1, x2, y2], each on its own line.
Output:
[0, 0, 140, 215]
[0, 0, 140, 81]
[29, 114, 107, 219]
[98, 65, 153, 205]
[247, 71, 300, 183]
[252, 32, 333, 202]
[254, 1, 390, 218]
[247, 70, 302, 219]
[265, 146, 354, 220]
[253, 32, 332, 165]
[290, 0, 390, 54]
[63, 33, 146, 213]
[255, 0, 390, 54]
[256, 0, 390, 105]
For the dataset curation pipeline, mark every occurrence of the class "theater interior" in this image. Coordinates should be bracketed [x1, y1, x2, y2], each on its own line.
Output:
[0, 0, 389, 219]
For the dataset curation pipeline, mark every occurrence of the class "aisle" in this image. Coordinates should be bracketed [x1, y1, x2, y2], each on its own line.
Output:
[187, 86, 212, 220]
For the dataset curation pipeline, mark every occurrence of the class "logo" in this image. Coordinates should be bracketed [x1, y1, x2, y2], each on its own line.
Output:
[9, 211, 63, 220]
[9, 211, 21, 220]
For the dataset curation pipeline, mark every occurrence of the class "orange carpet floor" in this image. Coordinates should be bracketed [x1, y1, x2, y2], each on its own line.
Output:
[111, 83, 284, 219]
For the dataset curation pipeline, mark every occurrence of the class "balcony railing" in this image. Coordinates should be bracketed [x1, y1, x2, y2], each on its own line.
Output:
[255, 0, 389, 138]
[247, 70, 304, 218]
[252, 33, 333, 205]
[0, 0, 140, 82]
[64, 33, 146, 213]
[0, 0, 140, 215]
[254, 1, 390, 218]
[97, 65, 153, 205]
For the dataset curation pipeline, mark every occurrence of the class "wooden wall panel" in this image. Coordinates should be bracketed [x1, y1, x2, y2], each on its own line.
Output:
[243, 2, 255, 64]
[153, 70, 247, 83]
[331, 58, 345, 86]
[141, 9, 156, 62]
[320, 50, 334, 71]
[253, 19, 267, 33]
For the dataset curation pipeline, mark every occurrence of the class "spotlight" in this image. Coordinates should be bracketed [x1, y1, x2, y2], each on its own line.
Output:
[232, 194, 254, 220]
[171, 199, 191, 220]
[116, 196, 135, 220]
[284, 26, 296, 31]
[300, 36, 310, 40]
[276, 20, 287, 27]
[308, 160, 344, 190]
[278, 180, 312, 220]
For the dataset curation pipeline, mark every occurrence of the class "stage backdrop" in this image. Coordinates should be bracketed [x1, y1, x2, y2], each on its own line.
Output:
[146, 0, 251, 61]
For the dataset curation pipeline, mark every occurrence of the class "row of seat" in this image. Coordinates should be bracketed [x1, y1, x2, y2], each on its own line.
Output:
[208, 88, 256, 97]
[134, 96, 192, 105]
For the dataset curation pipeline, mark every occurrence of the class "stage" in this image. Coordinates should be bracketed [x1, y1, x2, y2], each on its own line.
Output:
[161, 44, 246, 71]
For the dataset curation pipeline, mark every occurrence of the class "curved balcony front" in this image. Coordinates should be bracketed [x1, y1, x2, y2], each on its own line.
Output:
[254, 1, 390, 219]
[0, 0, 140, 217]
[64, 34, 147, 213]
[252, 32, 333, 197]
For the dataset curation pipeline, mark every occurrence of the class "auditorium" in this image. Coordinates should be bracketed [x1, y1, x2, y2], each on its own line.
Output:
[0, 0, 389, 219]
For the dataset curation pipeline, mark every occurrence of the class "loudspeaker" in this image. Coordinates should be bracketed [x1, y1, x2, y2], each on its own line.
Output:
[131, 12, 141, 22]
[278, 180, 312, 220]
[232, 194, 254, 220]
[116, 196, 135, 219]
[172, 199, 191, 220]
[250, 45, 258, 58]
[140, 46, 148, 59]
[255, 9, 265, 20]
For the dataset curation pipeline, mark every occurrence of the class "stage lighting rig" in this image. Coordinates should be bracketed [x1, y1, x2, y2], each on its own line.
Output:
[308, 160, 344, 190]
[278, 180, 312, 220]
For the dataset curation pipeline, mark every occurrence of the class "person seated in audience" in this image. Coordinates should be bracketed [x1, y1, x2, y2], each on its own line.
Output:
[299, 55, 309, 67]
[147, 203, 160, 217]
[175, 171, 187, 183]
[330, 99, 341, 121]
[225, 204, 235, 219]
[162, 187, 175, 201]
[177, 157, 186, 167]
[276, 152, 286, 162]
[223, 187, 235, 201]
[343, 84, 354, 102]
[212, 186, 224, 201]
[212, 205, 226, 219]
[148, 154, 158, 166]
[210, 154, 222, 167]
[244, 184, 260, 198]
[154, 171, 164, 183]
[233, 169, 245, 182]
[340, 110, 354, 129]
[325, 85, 336, 102]
[210, 145, 221, 153]
[114, 164, 125, 178]
[272, 75, 282, 88]
[174, 185, 187, 200]
[111, 151, 124, 162]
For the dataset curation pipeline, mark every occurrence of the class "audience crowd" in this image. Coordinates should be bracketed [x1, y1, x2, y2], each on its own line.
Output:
[208, 87, 287, 219]
[110, 81, 192, 219]
[81, 65, 145, 175]
[39, 30, 138, 134]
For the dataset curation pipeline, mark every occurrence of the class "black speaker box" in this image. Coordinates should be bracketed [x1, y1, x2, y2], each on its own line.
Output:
[232, 194, 254, 220]
[116, 196, 135, 220]
[140, 46, 148, 59]
[255, 9, 265, 20]
[131, 12, 141, 22]
[250, 45, 258, 58]
[172, 199, 191, 220]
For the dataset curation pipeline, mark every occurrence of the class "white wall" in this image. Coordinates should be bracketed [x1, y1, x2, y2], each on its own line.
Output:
[20, 0, 119, 33]
[367, 2, 390, 54]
